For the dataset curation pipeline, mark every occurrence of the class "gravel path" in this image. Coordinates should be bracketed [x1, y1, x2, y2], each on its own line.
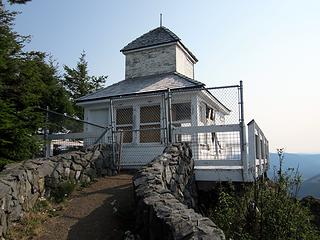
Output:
[35, 173, 135, 240]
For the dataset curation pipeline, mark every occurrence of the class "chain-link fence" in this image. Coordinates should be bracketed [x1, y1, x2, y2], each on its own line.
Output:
[38, 107, 111, 157]
[111, 93, 168, 167]
[169, 84, 243, 161]
[36, 82, 244, 166]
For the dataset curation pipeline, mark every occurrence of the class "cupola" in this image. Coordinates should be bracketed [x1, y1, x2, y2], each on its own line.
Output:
[121, 26, 198, 79]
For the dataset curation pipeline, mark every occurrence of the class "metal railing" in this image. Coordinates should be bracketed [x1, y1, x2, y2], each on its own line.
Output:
[35, 81, 269, 181]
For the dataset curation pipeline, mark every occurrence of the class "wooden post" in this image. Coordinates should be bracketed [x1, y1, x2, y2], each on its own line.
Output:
[247, 121, 256, 179]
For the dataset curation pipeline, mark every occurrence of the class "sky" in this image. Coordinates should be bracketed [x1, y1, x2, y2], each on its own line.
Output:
[6, 0, 320, 153]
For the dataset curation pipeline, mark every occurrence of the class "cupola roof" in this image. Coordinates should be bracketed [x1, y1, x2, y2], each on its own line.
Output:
[121, 26, 197, 62]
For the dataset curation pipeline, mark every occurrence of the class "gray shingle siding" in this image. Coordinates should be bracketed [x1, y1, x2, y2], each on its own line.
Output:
[121, 27, 180, 52]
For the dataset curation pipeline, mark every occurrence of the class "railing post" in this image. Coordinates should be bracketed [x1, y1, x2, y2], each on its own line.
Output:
[247, 121, 256, 179]
[239, 81, 249, 181]
[44, 105, 50, 157]
[167, 88, 173, 144]
[45, 140, 51, 157]
[110, 99, 116, 165]
[161, 92, 167, 144]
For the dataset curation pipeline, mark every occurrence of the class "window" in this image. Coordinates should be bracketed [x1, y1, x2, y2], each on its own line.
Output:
[116, 107, 133, 143]
[206, 106, 214, 121]
[140, 105, 161, 143]
[172, 103, 191, 122]
[172, 103, 191, 143]
[199, 105, 206, 123]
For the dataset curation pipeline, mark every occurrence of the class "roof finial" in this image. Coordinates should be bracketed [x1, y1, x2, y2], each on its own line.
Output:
[160, 13, 163, 27]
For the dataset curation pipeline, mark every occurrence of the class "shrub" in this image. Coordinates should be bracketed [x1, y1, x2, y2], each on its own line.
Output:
[50, 181, 76, 203]
[208, 149, 319, 240]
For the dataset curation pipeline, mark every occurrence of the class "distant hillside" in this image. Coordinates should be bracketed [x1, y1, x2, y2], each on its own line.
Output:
[268, 153, 320, 198]
[268, 153, 320, 180]
[299, 174, 320, 198]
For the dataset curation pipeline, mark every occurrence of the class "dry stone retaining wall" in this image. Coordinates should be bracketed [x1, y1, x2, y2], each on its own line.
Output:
[0, 144, 115, 237]
[133, 143, 225, 240]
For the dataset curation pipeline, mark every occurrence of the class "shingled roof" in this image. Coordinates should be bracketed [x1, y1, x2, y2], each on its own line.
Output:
[76, 72, 204, 103]
[121, 26, 198, 62]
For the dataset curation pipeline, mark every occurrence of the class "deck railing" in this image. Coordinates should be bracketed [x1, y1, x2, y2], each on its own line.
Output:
[247, 120, 269, 179]
[172, 120, 269, 182]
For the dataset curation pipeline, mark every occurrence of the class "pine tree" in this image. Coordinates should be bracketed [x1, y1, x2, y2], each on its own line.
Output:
[0, 6, 72, 166]
[62, 51, 107, 119]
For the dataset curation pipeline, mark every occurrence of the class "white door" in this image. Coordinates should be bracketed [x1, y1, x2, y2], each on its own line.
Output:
[87, 108, 110, 143]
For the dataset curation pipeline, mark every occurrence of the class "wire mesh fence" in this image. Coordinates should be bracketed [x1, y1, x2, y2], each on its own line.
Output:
[36, 82, 244, 165]
[112, 99, 168, 167]
[172, 131, 241, 161]
[169, 85, 241, 126]
[38, 107, 110, 157]
[169, 84, 243, 161]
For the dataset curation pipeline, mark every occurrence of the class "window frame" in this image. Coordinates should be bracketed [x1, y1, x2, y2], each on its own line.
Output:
[139, 104, 161, 144]
[171, 102, 192, 143]
[115, 106, 134, 144]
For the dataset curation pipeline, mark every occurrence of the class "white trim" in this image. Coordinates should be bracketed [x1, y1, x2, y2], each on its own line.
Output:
[121, 42, 176, 54]
[176, 42, 197, 64]
[195, 160, 242, 166]
[198, 90, 230, 115]
[173, 124, 240, 134]
[77, 98, 110, 107]
[46, 132, 100, 140]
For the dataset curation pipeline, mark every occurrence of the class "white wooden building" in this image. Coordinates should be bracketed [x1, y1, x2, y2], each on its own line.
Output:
[76, 26, 269, 182]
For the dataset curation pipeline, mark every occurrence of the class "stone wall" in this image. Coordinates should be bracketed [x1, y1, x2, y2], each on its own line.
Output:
[133, 143, 225, 240]
[0, 144, 114, 237]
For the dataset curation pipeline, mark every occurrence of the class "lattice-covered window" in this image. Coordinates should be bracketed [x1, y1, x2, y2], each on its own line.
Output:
[172, 102, 191, 142]
[172, 103, 191, 122]
[140, 105, 161, 143]
[116, 107, 133, 143]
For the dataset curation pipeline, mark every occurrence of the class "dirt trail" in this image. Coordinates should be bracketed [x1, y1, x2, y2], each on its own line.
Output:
[35, 173, 135, 240]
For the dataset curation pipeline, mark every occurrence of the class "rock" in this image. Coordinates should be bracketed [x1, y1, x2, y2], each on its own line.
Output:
[133, 143, 225, 240]
[37, 162, 55, 177]
[75, 171, 81, 180]
[0, 143, 116, 238]
[0, 211, 7, 237]
[0, 183, 11, 200]
[64, 167, 70, 178]
[84, 168, 97, 178]
[38, 177, 45, 196]
[70, 163, 83, 171]
[8, 200, 22, 222]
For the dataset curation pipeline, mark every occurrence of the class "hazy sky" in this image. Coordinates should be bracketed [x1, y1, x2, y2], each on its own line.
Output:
[7, 0, 320, 153]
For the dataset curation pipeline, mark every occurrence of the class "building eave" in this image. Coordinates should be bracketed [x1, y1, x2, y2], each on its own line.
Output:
[76, 85, 204, 105]
[120, 41, 177, 54]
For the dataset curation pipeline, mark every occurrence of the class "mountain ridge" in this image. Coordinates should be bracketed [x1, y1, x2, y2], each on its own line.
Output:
[268, 153, 320, 198]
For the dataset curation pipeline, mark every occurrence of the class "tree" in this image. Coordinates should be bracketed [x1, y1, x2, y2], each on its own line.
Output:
[0, 6, 72, 167]
[62, 51, 107, 119]
[6, 0, 31, 4]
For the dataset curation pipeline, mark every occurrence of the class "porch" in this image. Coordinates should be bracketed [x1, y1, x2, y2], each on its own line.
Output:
[172, 120, 269, 182]
[43, 82, 269, 182]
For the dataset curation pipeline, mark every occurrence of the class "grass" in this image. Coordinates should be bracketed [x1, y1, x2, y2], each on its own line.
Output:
[6, 199, 62, 240]
[6, 179, 95, 239]
[50, 181, 77, 203]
